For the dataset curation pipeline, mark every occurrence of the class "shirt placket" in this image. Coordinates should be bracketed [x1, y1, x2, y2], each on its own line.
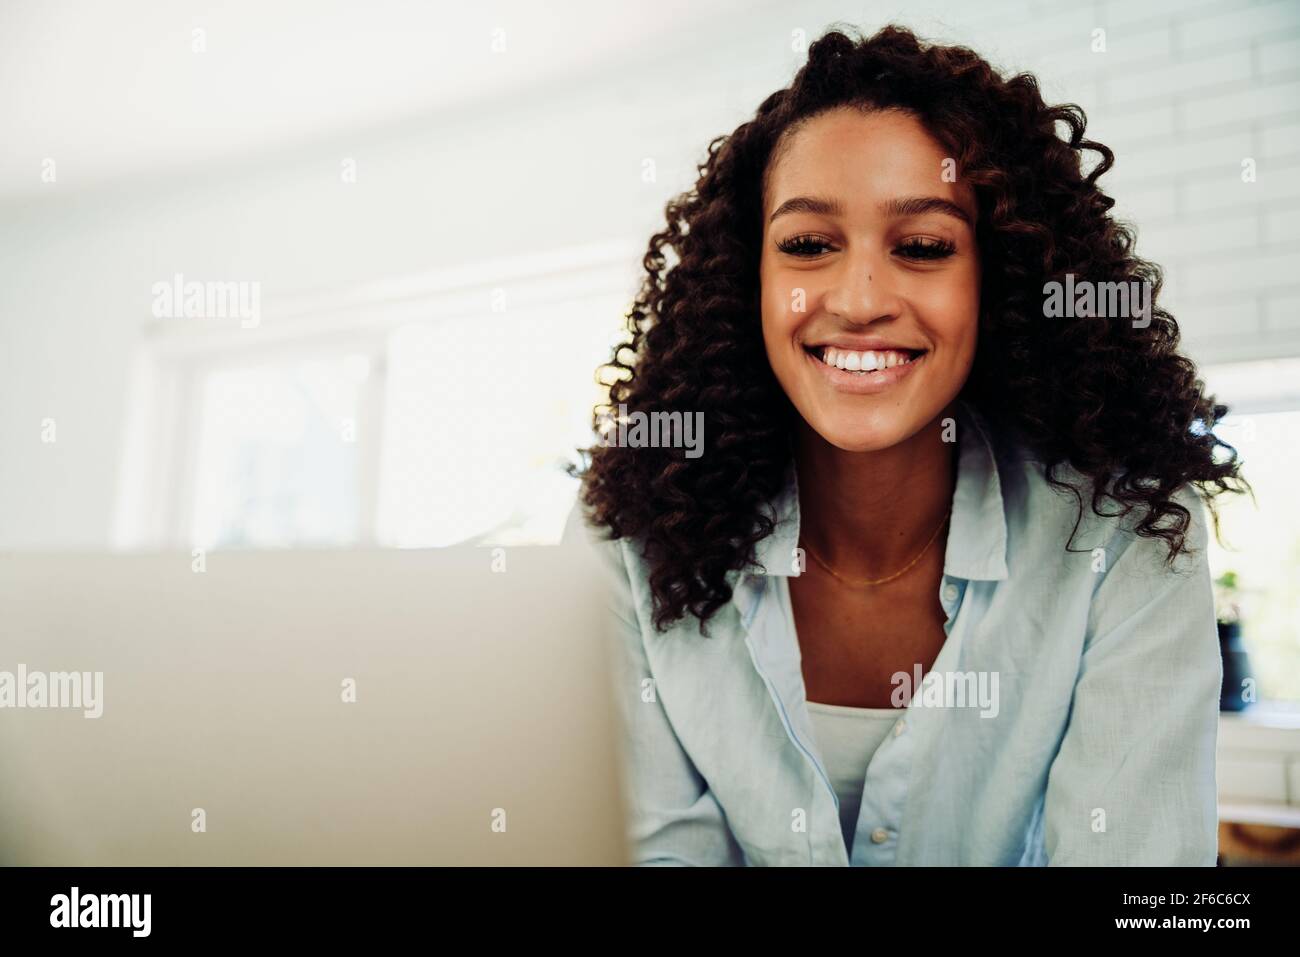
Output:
[849, 572, 970, 865]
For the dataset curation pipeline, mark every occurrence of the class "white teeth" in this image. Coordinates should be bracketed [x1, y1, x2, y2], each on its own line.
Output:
[815, 347, 917, 374]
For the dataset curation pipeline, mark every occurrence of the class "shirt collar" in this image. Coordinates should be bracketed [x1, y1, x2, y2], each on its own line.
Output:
[745, 399, 1009, 584]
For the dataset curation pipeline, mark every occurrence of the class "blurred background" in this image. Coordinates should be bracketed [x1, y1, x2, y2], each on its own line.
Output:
[2, 0, 1299, 861]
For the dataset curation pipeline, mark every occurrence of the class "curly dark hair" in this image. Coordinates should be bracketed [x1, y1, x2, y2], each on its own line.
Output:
[570, 23, 1249, 632]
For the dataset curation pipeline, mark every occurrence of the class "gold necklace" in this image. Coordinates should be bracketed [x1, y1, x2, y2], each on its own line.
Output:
[801, 508, 951, 587]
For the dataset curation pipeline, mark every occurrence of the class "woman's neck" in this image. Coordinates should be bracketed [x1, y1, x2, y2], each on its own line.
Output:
[794, 405, 958, 580]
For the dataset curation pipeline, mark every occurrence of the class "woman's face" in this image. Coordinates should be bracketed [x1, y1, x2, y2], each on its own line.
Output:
[760, 107, 980, 452]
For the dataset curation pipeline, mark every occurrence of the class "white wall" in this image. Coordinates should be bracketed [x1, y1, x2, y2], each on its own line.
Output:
[2, 0, 1297, 546]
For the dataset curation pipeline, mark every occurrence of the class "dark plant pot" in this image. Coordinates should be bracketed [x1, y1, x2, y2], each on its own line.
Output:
[1218, 619, 1255, 712]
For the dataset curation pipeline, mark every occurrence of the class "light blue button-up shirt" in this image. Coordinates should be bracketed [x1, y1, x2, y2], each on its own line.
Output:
[563, 400, 1221, 865]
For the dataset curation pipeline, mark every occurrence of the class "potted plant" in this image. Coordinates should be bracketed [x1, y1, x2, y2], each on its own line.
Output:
[1214, 571, 1255, 712]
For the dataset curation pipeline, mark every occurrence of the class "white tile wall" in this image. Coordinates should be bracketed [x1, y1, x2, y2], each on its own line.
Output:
[983, 0, 1300, 364]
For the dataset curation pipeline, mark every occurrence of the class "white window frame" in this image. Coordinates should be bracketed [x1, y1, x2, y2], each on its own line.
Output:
[112, 239, 641, 550]
[1199, 358, 1300, 821]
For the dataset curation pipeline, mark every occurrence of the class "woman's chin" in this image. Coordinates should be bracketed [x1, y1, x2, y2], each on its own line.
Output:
[814, 419, 910, 453]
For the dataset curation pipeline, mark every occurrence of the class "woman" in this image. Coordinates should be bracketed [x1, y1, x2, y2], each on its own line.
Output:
[563, 24, 1248, 865]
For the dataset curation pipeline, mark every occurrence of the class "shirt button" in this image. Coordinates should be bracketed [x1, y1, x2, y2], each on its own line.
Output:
[893, 719, 906, 736]
[942, 583, 959, 603]
[870, 827, 890, 844]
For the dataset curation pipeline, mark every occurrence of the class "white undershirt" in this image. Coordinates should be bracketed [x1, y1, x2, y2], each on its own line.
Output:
[805, 700, 904, 851]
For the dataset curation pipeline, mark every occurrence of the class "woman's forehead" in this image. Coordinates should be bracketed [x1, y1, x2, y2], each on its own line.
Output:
[764, 109, 971, 218]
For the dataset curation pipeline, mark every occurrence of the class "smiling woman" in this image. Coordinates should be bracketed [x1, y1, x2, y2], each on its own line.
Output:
[762, 109, 979, 447]
[564, 24, 1251, 865]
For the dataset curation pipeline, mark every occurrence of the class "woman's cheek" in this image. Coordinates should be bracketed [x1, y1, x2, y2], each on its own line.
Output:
[927, 283, 980, 348]
[762, 277, 807, 349]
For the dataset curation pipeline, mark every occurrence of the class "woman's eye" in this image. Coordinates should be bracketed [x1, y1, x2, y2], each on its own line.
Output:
[776, 234, 834, 257]
[895, 237, 957, 261]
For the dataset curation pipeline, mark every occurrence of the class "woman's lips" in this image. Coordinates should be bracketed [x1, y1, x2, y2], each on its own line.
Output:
[803, 344, 926, 395]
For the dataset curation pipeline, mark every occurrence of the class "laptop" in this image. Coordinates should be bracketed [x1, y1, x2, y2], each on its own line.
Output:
[0, 544, 629, 866]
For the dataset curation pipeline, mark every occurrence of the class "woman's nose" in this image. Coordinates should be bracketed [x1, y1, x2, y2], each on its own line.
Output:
[821, 248, 903, 325]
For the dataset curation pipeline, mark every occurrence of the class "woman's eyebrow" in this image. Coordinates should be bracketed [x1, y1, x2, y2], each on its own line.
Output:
[768, 195, 845, 223]
[883, 196, 973, 226]
[768, 194, 973, 226]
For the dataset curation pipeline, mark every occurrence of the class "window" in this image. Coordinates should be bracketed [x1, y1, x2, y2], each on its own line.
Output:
[190, 355, 373, 549]
[1202, 359, 1300, 707]
[115, 243, 635, 553]
[376, 297, 624, 547]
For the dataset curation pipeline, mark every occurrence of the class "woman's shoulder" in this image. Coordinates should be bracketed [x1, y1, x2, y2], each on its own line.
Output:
[983, 416, 1210, 582]
[559, 493, 650, 609]
[561, 494, 630, 566]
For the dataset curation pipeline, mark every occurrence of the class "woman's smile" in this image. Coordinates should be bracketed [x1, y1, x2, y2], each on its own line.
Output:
[802, 343, 927, 395]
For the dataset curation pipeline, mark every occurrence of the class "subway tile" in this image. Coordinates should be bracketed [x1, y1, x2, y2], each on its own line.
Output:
[1108, 48, 1252, 104]
[1184, 78, 1300, 131]
[1180, 0, 1300, 54]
